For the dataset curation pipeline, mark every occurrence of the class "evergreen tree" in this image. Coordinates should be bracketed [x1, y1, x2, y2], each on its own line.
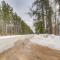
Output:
[21, 20, 33, 34]
[1, 1, 10, 21]
[0, 0, 33, 35]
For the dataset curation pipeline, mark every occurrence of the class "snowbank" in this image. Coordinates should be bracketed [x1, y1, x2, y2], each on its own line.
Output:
[30, 34, 60, 50]
[0, 34, 33, 53]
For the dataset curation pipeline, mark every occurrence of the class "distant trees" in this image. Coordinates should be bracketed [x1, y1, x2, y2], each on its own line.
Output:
[0, 0, 33, 35]
[21, 20, 33, 34]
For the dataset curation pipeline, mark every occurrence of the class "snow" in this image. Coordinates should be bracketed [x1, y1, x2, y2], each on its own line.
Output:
[30, 34, 60, 50]
[0, 35, 17, 53]
[0, 34, 60, 53]
[0, 35, 33, 53]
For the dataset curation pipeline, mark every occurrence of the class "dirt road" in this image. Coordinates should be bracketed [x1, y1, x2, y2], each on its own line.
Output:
[0, 39, 60, 60]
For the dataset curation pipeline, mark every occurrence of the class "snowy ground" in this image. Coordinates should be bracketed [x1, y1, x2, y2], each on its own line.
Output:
[30, 34, 60, 50]
[0, 34, 33, 53]
[0, 34, 60, 53]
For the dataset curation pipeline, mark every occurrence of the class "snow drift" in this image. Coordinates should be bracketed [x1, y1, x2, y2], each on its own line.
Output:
[30, 34, 60, 50]
[0, 35, 33, 53]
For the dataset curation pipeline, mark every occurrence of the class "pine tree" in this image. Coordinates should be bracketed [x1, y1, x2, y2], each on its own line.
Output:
[0, 0, 33, 35]
[29, 0, 53, 34]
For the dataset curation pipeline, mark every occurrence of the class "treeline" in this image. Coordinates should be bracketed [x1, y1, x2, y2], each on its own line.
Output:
[0, 1, 33, 35]
[29, 0, 60, 34]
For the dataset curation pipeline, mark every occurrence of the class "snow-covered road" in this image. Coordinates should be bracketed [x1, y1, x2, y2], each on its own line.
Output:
[0, 35, 33, 53]
[0, 34, 60, 53]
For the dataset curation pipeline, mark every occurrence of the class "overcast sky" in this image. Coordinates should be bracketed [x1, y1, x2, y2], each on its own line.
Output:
[0, 0, 34, 30]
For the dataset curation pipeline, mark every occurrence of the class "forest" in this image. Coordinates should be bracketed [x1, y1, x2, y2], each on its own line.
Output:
[0, 0, 33, 35]
[0, 0, 60, 35]
[29, 0, 60, 35]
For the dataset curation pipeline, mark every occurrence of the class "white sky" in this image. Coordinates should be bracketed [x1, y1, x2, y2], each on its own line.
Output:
[0, 0, 34, 31]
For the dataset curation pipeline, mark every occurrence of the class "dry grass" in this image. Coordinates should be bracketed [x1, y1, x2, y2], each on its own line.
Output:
[0, 40, 60, 60]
